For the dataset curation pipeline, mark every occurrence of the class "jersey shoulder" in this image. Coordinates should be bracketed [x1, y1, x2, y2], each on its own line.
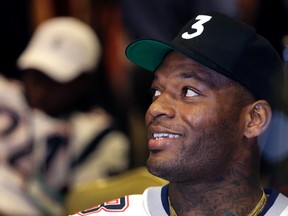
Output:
[70, 194, 147, 216]
[70, 185, 169, 216]
[262, 188, 288, 216]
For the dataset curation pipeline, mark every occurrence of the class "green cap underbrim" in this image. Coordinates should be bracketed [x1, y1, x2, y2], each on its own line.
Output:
[125, 39, 174, 72]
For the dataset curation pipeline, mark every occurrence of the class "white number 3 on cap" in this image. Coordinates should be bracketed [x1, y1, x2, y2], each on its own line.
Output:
[182, 15, 212, 39]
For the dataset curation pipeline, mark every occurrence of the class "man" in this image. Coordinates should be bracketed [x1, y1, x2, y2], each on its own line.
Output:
[0, 75, 46, 216]
[16, 17, 130, 214]
[71, 12, 288, 216]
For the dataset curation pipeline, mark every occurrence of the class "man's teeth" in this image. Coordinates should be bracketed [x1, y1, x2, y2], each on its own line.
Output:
[153, 133, 180, 140]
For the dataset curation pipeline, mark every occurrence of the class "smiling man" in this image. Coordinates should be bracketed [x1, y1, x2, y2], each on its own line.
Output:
[71, 12, 288, 216]
[145, 52, 256, 186]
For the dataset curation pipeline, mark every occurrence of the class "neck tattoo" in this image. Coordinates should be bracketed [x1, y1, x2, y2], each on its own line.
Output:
[168, 190, 267, 216]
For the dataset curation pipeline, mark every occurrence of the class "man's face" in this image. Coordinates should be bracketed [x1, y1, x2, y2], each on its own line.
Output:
[145, 51, 247, 183]
[22, 69, 92, 117]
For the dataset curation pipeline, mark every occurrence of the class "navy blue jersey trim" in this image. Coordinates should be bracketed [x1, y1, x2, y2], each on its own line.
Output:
[161, 184, 169, 215]
[259, 188, 279, 216]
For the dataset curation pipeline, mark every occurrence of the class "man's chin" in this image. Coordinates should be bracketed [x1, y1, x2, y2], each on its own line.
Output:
[146, 159, 172, 181]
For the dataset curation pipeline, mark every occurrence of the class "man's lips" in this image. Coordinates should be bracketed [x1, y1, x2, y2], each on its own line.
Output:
[148, 125, 181, 138]
[152, 132, 181, 140]
[148, 127, 182, 150]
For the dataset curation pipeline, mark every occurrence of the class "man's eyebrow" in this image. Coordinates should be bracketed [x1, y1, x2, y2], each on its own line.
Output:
[177, 71, 205, 80]
[179, 71, 237, 91]
[176, 71, 216, 88]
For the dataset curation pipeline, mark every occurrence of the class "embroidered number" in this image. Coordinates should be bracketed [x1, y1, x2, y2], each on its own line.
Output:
[182, 15, 212, 39]
[0, 106, 20, 136]
[78, 197, 129, 215]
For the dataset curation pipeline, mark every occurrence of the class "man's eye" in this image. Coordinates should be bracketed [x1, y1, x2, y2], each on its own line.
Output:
[150, 89, 161, 97]
[182, 87, 199, 97]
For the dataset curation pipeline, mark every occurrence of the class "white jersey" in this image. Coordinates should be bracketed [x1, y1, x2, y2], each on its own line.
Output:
[71, 185, 288, 216]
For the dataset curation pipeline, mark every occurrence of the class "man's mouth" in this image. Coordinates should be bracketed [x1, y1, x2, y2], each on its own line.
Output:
[152, 133, 180, 140]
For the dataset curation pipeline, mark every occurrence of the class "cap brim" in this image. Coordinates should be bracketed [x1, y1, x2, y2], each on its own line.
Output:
[125, 39, 227, 76]
[18, 48, 87, 83]
[125, 39, 174, 72]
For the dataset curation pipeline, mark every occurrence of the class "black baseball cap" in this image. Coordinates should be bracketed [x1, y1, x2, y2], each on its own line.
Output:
[125, 12, 284, 109]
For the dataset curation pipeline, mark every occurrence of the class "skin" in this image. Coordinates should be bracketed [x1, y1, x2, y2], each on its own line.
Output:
[145, 51, 271, 215]
[21, 69, 98, 117]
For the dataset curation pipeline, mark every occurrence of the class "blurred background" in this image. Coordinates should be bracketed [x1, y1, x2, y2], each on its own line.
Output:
[2, 0, 287, 169]
[0, 0, 287, 215]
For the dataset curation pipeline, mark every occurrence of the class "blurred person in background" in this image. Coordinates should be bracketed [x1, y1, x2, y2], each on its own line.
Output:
[0, 74, 48, 215]
[17, 16, 131, 214]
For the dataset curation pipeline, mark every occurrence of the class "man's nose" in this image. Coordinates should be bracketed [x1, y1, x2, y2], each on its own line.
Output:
[146, 93, 176, 120]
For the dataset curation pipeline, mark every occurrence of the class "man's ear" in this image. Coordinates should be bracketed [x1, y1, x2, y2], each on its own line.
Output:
[244, 100, 272, 139]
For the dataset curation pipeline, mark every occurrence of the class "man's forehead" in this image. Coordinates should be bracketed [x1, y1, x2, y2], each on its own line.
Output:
[155, 51, 235, 89]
